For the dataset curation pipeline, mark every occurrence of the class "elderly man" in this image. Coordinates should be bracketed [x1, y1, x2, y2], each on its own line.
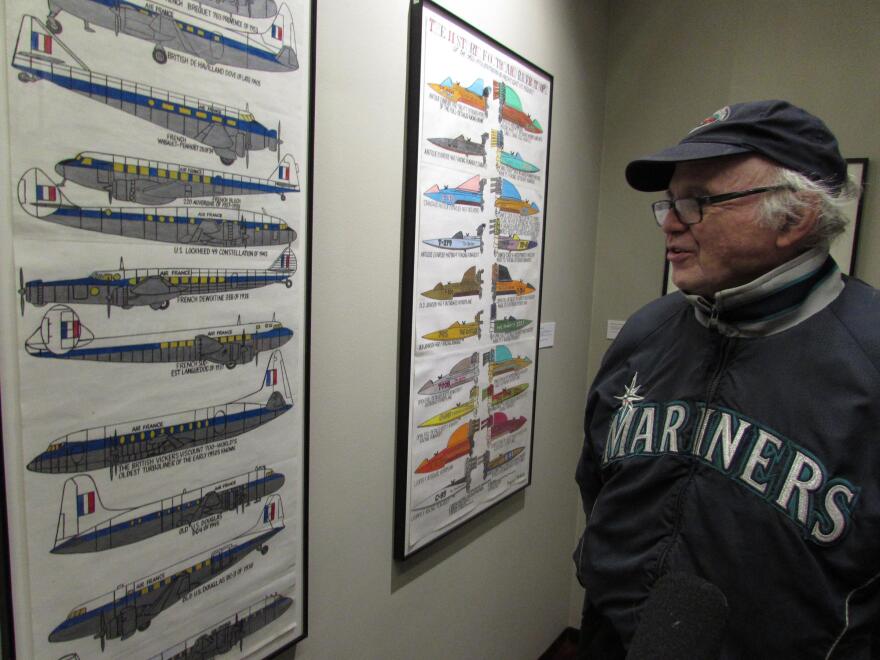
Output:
[574, 101, 879, 659]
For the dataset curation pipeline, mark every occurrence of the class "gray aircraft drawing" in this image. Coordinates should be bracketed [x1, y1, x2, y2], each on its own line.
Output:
[192, 0, 279, 19]
[427, 133, 489, 166]
[44, 0, 298, 72]
[13, 16, 281, 166]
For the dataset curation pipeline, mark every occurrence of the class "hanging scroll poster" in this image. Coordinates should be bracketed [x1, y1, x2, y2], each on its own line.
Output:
[395, 0, 553, 559]
[0, 0, 312, 656]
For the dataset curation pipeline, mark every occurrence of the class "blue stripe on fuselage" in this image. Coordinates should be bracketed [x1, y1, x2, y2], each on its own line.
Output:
[26, 274, 290, 288]
[51, 206, 290, 231]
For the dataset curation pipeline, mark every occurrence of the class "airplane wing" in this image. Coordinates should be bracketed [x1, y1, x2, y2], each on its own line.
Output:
[127, 180, 183, 205]
[194, 122, 235, 150]
[194, 334, 225, 358]
[130, 276, 177, 297]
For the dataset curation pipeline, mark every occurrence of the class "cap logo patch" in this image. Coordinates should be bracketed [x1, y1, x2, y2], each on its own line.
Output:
[689, 106, 730, 133]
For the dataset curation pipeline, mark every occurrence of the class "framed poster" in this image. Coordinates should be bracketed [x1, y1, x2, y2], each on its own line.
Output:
[395, 0, 553, 559]
[0, 0, 313, 656]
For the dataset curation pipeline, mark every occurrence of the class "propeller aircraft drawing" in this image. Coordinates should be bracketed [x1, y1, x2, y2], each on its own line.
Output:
[43, 0, 298, 72]
[486, 344, 532, 379]
[13, 16, 282, 166]
[484, 383, 529, 408]
[493, 82, 543, 134]
[489, 411, 527, 441]
[420, 266, 483, 301]
[492, 219, 537, 252]
[427, 132, 488, 165]
[422, 311, 482, 342]
[49, 498, 284, 650]
[191, 0, 279, 19]
[492, 178, 539, 216]
[149, 593, 293, 660]
[418, 386, 478, 428]
[415, 420, 477, 474]
[19, 247, 295, 315]
[55, 152, 300, 205]
[27, 350, 292, 474]
[490, 304, 532, 335]
[25, 306, 291, 367]
[19, 169, 296, 248]
[491, 130, 540, 173]
[492, 264, 536, 299]
[418, 352, 479, 395]
[423, 175, 485, 209]
[52, 467, 284, 553]
[428, 77, 489, 113]
[422, 223, 485, 253]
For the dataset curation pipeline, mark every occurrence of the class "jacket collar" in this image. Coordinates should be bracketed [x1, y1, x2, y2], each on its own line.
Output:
[684, 248, 844, 337]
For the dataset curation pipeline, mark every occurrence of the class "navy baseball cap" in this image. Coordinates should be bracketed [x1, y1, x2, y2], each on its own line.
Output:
[625, 100, 847, 192]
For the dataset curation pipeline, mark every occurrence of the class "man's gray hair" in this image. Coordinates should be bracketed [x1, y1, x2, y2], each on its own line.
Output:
[759, 167, 860, 249]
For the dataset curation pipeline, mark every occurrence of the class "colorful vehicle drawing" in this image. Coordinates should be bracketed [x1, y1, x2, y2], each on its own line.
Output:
[25, 306, 291, 367]
[484, 383, 529, 408]
[48, 499, 284, 650]
[423, 175, 485, 209]
[493, 82, 543, 134]
[428, 77, 489, 112]
[418, 386, 478, 428]
[19, 169, 296, 247]
[492, 178, 539, 216]
[422, 311, 482, 342]
[492, 219, 537, 252]
[492, 263, 536, 299]
[54, 152, 300, 204]
[52, 467, 284, 553]
[485, 446, 525, 475]
[422, 223, 485, 253]
[44, 0, 299, 72]
[415, 420, 477, 473]
[27, 351, 292, 474]
[12, 16, 281, 166]
[418, 352, 479, 395]
[491, 130, 539, 173]
[487, 344, 532, 379]
[18, 247, 295, 315]
[420, 265, 483, 301]
[427, 133, 488, 165]
[489, 411, 527, 441]
[490, 304, 532, 334]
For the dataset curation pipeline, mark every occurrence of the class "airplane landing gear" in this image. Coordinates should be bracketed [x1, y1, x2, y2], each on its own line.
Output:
[152, 47, 168, 65]
[150, 300, 170, 310]
[284, 279, 293, 288]
[260, 545, 269, 555]
[220, 156, 236, 166]
[46, 16, 62, 34]
[17, 72, 37, 83]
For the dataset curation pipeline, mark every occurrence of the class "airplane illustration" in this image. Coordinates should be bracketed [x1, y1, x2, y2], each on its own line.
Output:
[493, 82, 543, 134]
[484, 382, 529, 408]
[149, 592, 292, 659]
[489, 411, 527, 441]
[491, 130, 540, 173]
[27, 350, 292, 474]
[423, 175, 485, 209]
[492, 264, 536, 299]
[49, 498, 284, 650]
[52, 467, 284, 553]
[422, 311, 482, 342]
[418, 386, 478, 428]
[13, 16, 281, 166]
[492, 219, 538, 252]
[485, 344, 532, 379]
[420, 266, 483, 301]
[422, 223, 485, 253]
[44, 0, 298, 72]
[25, 306, 291, 367]
[418, 352, 479, 395]
[18, 246, 295, 315]
[54, 152, 300, 204]
[485, 446, 525, 476]
[492, 178, 540, 216]
[415, 420, 478, 474]
[427, 77, 489, 113]
[19, 169, 297, 248]
[490, 303, 532, 334]
[427, 133, 488, 165]
[191, 0, 278, 19]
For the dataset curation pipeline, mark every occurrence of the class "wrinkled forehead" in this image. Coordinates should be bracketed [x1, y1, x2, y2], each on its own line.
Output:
[669, 154, 779, 196]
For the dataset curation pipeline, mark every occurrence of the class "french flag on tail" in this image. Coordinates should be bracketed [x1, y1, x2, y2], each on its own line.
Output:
[37, 184, 57, 202]
[77, 491, 95, 516]
[277, 164, 290, 180]
[263, 501, 277, 523]
[31, 31, 52, 54]
[61, 319, 81, 339]
[265, 368, 278, 387]
[271, 23, 283, 40]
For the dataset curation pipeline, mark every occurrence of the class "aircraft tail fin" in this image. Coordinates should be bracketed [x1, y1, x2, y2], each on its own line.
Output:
[268, 246, 297, 273]
[261, 3, 296, 52]
[13, 15, 89, 75]
[17, 168, 74, 218]
[25, 304, 94, 357]
[54, 475, 110, 550]
[258, 494, 284, 530]
[240, 349, 293, 406]
[271, 154, 301, 191]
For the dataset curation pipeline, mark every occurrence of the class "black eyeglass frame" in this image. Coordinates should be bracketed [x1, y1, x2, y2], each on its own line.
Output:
[652, 185, 793, 227]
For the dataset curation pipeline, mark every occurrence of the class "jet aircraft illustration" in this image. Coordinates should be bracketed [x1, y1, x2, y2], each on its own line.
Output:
[423, 175, 485, 209]
[420, 266, 483, 301]
[19, 246, 295, 315]
[492, 220, 538, 252]
[486, 344, 531, 379]
[49, 498, 284, 650]
[149, 592, 292, 659]
[490, 303, 532, 335]
[27, 350, 292, 474]
[493, 82, 543, 134]
[427, 133, 488, 165]
[492, 178, 540, 216]
[191, 0, 278, 19]
[484, 383, 529, 408]
[52, 467, 284, 553]
[489, 411, 527, 441]
[19, 169, 296, 248]
[418, 352, 479, 395]
[422, 223, 485, 253]
[25, 306, 291, 367]
[492, 264, 536, 299]
[485, 446, 525, 476]
[422, 311, 482, 342]
[13, 16, 281, 165]
[428, 77, 489, 113]
[415, 420, 477, 474]
[55, 151, 300, 205]
[491, 131, 540, 173]
[418, 386, 478, 428]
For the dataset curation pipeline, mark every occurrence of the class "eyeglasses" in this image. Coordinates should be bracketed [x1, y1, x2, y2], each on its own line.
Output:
[652, 185, 792, 227]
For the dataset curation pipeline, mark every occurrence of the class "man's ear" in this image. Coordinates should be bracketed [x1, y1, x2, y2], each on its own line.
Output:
[776, 198, 819, 250]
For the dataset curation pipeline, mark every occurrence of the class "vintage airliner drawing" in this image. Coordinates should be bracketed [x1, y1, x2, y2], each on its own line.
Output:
[49, 498, 284, 650]
[192, 0, 279, 19]
[52, 467, 284, 553]
[27, 350, 292, 474]
[484, 383, 529, 408]
[25, 306, 291, 367]
[12, 16, 282, 165]
[43, 0, 299, 72]
[19, 169, 297, 247]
